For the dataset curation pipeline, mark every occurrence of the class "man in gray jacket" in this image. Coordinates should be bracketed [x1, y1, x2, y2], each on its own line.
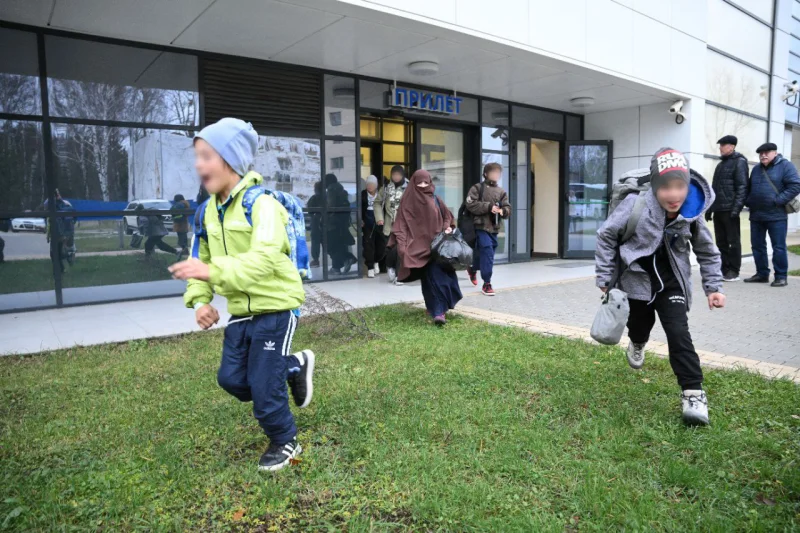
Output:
[596, 147, 725, 426]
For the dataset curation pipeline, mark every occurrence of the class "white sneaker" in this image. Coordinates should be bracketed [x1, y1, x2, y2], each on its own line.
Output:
[681, 390, 709, 426]
[367, 268, 375, 278]
[626, 341, 646, 369]
[387, 268, 397, 283]
[394, 279, 404, 286]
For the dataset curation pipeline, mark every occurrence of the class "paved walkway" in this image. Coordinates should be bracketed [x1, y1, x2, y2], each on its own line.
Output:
[456, 253, 800, 382]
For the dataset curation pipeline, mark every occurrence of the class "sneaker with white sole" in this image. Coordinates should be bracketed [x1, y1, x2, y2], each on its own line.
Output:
[627, 341, 646, 369]
[722, 271, 740, 282]
[681, 390, 709, 426]
[258, 437, 302, 471]
[367, 268, 375, 278]
[287, 349, 315, 408]
[387, 267, 397, 283]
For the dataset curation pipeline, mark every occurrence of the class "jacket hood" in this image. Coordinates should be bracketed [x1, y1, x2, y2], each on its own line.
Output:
[645, 168, 714, 223]
[722, 151, 746, 161]
[764, 154, 786, 168]
[679, 169, 714, 221]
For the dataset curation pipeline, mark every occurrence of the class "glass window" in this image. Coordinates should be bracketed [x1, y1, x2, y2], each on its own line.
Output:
[791, 53, 800, 76]
[707, 0, 771, 70]
[565, 144, 610, 255]
[0, 28, 41, 115]
[512, 106, 564, 134]
[360, 118, 380, 139]
[359, 80, 389, 110]
[793, 16, 800, 38]
[453, 96, 479, 123]
[785, 102, 800, 124]
[704, 104, 768, 163]
[382, 121, 406, 142]
[481, 152, 510, 261]
[325, 211, 358, 278]
[794, 1, 800, 19]
[252, 136, 321, 207]
[51, 125, 199, 206]
[482, 100, 509, 127]
[324, 76, 355, 137]
[482, 126, 509, 152]
[791, 36, 800, 61]
[325, 140, 357, 206]
[706, 49, 769, 117]
[730, 0, 773, 21]
[0, 120, 45, 212]
[383, 143, 407, 162]
[420, 127, 464, 210]
[566, 116, 582, 141]
[46, 36, 198, 125]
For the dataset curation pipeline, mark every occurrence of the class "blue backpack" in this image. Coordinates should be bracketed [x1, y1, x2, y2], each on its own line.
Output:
[193, 186, 311, 280]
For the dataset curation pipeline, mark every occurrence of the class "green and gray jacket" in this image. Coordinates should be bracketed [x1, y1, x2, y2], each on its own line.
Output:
[184, 171, 305, 316]
[375, 178, 407, 237]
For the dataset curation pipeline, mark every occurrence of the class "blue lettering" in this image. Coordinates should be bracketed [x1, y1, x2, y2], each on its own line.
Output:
[409, 90, 419, 107]
[435, 95, 445, 112]
[393, 87, 406, 107]
[445, 96, 455, 114]
[421, 92, 433, 111]
[454, 97, 463, 114]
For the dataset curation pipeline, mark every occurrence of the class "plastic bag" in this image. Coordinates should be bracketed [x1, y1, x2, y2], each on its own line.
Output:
[431, 229, 473, 271]
[589, 288, 630, 345]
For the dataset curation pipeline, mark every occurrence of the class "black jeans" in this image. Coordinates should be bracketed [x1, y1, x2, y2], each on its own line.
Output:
[362, 225, 386, 268]
[713, 211, 741, 276]
[145, 236, 177, 255]
[176, 231, 189, 250]
[627, 288, 703, 390]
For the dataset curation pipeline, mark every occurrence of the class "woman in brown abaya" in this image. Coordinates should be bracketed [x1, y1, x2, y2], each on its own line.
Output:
[388, 170, 462, 325]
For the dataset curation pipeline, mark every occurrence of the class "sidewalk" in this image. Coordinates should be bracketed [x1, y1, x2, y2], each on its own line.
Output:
[0, 258, 596, 356]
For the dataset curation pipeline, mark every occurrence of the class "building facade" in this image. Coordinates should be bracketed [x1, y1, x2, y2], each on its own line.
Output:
[0, 0, 796, 312]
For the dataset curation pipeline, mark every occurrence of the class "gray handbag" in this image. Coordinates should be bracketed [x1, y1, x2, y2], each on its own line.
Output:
[590, 255, 630, 345]
[763, 172, 800, 214]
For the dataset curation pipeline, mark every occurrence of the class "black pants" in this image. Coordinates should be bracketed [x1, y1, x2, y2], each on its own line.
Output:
[310, 227, 322, 262]
[145, 236, 177, 255]
[713, 211, 741, 276]
[176, 231, 189, 250]
[627, 288, 703, 390]
[0, 236, 4, 262]
[362, 225, 386, 268]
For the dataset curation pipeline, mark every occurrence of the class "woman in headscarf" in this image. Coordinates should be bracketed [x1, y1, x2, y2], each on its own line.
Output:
[389, 169, 462, 325]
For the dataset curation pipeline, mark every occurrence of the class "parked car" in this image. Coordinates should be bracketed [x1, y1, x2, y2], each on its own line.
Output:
[122, 199, 173, 234]
[11, 217, 46, 233]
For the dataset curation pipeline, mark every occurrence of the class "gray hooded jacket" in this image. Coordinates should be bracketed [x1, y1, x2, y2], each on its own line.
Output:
[595, 169, 723, 310]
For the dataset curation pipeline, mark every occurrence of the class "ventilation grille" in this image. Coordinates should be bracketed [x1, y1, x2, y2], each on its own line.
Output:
[202, 58, 321, 132]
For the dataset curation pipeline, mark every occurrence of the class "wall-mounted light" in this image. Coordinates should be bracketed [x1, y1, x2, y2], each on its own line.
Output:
[408, 61, 440, 76]
[570, 96, 595, 108]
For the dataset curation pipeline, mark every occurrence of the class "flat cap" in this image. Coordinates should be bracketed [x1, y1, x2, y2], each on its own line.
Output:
[756, 142, 778, 153]
[717, 135, 738, 145]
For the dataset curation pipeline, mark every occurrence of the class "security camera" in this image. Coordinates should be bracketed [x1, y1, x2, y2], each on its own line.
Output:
[669, 100, 686, 125]
[781, 80, 799, 102]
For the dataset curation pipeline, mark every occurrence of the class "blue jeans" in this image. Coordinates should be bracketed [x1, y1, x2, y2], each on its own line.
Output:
[750, 219, 788, 279]
[471, 230, 498, 284]
[218, 311, 298, 445]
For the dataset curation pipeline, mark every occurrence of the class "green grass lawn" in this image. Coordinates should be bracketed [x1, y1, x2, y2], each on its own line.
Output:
[790, 245, 800, 276]
[1, 253, 177, 294]
[1, 306, 798, 531]
[74, 234, 181, 254]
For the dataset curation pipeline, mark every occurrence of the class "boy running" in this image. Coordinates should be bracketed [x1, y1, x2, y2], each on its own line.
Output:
[169, 118, 314, 471]
[595, 148, 725, 425]
[465, 162, 511, 296]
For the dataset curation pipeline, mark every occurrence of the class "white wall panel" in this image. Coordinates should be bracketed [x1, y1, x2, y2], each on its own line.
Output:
[584, 107, 640, 157]
[632, 13, 672, 88]
[670, 29, 706, 97]
[640, 102, 692, 155]
[670, 0, 708, 40]
[363, 0, 457, 23]
[633, 0, 671, 21]
[586, 0, 634, 75]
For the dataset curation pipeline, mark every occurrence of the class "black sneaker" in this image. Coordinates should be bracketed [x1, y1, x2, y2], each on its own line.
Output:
[287, 350, 315, 408]
[743, 274, 769, 283]
[258, 437, 302, 472]
[771, 278, 788, 287]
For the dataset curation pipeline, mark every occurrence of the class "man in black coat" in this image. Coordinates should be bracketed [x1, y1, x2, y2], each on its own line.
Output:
[706, 135, 748, 281]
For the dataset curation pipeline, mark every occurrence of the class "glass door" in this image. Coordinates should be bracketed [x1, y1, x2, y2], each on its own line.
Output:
[417, 124, 465, 213]
[563, 141, 613, 259]
[509, 133, 531, 262]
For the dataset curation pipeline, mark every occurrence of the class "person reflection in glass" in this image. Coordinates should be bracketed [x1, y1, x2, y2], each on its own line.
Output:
[171, 193, 191, 260]
[136, 204, 178, 261]
[325, 173, 356, 274]
[306, 181, 324, 268]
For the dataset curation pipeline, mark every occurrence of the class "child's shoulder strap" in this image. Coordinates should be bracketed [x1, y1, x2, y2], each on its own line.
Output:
[241, 185, 266, 226]
[193, 199, 210, 240]
[619, 192, 647, 244]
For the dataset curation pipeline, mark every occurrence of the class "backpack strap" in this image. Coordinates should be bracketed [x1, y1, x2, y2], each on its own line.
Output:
[619, 193, 647, 243]
[479, 181, 485, 201]
[241, 185, 266, 226]
[191, 199, 209, 259]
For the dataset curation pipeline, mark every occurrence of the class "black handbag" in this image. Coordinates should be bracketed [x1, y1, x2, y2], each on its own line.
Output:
[457, 182, 484, 247]
[130, 234, 143, 249]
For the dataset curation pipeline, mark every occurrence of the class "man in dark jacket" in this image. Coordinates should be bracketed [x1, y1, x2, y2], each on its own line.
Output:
[744, 143, 800, 287]
[706, 135, 748, 281]
[465, 162, 511, 296]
